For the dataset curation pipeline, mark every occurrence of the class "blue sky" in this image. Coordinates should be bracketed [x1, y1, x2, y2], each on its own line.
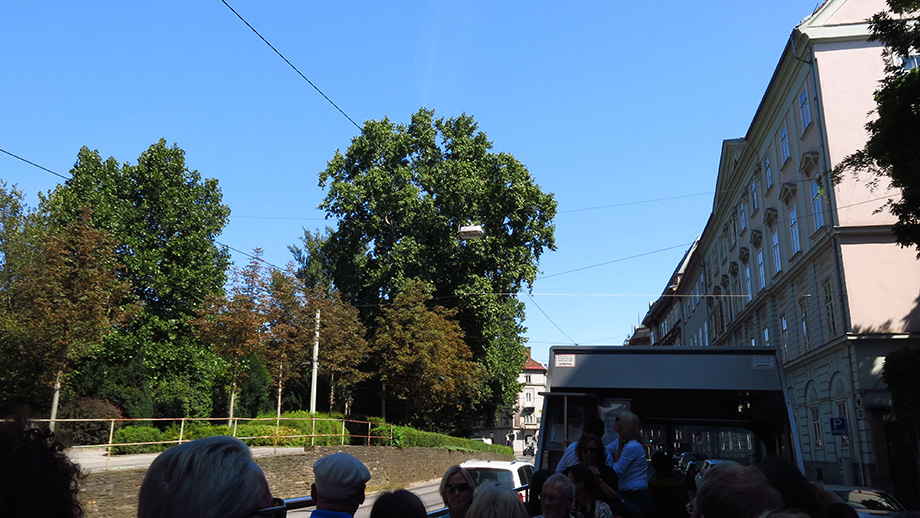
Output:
[1, 1, 824, 366]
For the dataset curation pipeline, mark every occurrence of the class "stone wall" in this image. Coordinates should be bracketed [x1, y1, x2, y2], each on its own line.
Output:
[79, 446, 510, 518]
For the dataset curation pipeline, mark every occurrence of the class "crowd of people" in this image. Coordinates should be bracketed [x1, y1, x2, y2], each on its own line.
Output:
[4, 410, 920, 518]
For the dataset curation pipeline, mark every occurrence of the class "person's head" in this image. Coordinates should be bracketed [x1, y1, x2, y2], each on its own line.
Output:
[613, 410, 641, 443]
[311, 451, 372, 515]
[539, 473, 576, 518]
[651, 451, 673, 477]
[0, 420, 84, 518]
[138, 435, 274, 518]
[757, 457, 825, 518]
[564, 464, 598, 499]
[440, 465, 476, 516]
[527, 469, 553, 517]
[467, 482, 528, 518]
[693, 463, 782, 518]
[575, 433, 605, 467]
[370, 489, 426, 518]
[584, 417, 606, 438]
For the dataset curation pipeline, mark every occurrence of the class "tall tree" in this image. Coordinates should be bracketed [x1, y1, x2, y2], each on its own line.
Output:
[308, 287, 369, 412]
[372, 280, 483, 431]
[41, 140, 232, 417]
[14, 207, 136, 427]
[194, 250, 271, 424]
[264, 268, 312, 416]
[835, 1, 920, 251]
[313, 108, 556, 422]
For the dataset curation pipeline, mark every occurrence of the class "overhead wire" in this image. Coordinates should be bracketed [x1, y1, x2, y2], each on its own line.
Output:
[218, 0, 362, 131]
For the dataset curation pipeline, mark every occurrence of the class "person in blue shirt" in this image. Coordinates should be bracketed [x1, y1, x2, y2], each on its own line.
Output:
[608, 411, 651, 517]
[555, 418, 614, 473]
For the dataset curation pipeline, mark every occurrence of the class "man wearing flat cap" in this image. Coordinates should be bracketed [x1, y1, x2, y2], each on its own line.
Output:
[311, 451, 372, 518]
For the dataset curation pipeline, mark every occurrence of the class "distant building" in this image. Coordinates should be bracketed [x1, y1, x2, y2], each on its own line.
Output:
[639, 0, 920, 500]
[471, 348, 546, 454]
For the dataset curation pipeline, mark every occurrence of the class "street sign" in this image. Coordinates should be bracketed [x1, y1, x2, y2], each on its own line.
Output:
[830, 417, 848, 436]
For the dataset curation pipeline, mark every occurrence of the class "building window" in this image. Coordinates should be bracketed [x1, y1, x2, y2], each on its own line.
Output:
[750, 180, 759, 212]
[757, 249, 766, 290]
[781, 315, 789, 360]
[836, 400, 850, 448]
[745, 266, 753, 302]
[789, 204, 801, 254]
[811, 181, 825, 230]
[823, 281, 837, 336]
[763, 327, 770, 347]
[739, 201, 747, 231]
[901, 52, 920, 70]
[704, 321, 709, 346]
[525, 391, 532, 403]
[799, 90, 812, 133]
[811, 406, 824, 449]
[765, 156, 773, 189]
[772, 229, 782, 274]
[525, 374, 531, 384]
[780, 124, 790, 163]
[800, 300, 810, 351]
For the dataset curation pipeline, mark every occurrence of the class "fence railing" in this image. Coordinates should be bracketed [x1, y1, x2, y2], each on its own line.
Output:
[30, 416, 394, 470]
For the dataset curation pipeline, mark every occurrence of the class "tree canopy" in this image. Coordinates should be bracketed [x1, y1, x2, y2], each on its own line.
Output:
[835, 1, 920, 251]
[41, 140, 232, 418]
[311, 108, 556, 424]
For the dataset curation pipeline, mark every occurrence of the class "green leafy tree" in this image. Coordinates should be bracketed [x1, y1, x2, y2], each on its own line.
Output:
[309, 287, 369, 412]
[13, 207, 137, 427]
[835, 1, 920, 251]
[264, 268, 313, 416]
[312, 108, 556, 422]
[372, 280, 483, 431]
[0, 182, 49, 413]
[42, 140, 231, 417]
[194, 250, 271, 423]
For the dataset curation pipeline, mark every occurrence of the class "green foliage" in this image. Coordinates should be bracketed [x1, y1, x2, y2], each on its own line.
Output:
[40, 140, 231, 418]
[113, 426, 167, 454]
[58, 397, 123, 446]
[311, 108, 556, 425]
[883, 347, 920, 435]
[373, 280, 484, 431]
[835, 2, 920, 252]
[369, 425, 513, 456]
[253, 411, 347, 446]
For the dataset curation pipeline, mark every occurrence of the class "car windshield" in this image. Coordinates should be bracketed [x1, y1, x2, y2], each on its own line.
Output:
[466, 468, 515, 487]
[834, 490, 903, 512]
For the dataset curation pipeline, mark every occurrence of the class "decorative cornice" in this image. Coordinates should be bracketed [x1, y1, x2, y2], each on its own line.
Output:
[764, 207, 779, 226]
[800, 151, 820, 175]
[739, 247, 750, 263]
[750, 229, 763, 247]
[780, 182, 797, 204]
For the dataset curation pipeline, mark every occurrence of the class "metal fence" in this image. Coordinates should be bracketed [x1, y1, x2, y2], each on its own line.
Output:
[30, 416, 394, 470]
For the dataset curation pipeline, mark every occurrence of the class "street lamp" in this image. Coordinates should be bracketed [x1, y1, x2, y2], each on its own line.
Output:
[459, 224, 484, 240]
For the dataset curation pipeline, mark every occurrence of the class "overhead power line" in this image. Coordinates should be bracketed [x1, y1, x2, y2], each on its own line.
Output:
[219, 0, 362, 131]
[0, 148, 69, 180]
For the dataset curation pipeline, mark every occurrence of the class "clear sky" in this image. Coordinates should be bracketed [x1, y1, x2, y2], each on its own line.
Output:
[1, 1, 826, 367]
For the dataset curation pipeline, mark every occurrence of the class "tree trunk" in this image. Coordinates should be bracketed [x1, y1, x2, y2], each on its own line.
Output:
[329, 371, 336, 411]
[228, 368, 238, 428]
[49, 369, 63, 432]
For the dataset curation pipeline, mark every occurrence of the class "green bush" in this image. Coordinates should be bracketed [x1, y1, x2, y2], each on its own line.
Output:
[251, 411, 346, 446]
[58, 397, 123, 446]
[112, 425, 168, 454]
[369, 425, 513, 456]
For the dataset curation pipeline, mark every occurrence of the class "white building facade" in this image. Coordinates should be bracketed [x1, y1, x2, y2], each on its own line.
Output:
[639, 0, 920, 504]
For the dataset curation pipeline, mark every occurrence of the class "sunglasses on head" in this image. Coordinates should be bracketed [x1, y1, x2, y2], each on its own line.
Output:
[446, 482, 472, 493]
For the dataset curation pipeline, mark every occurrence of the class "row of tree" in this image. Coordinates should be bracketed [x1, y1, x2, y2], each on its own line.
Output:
[0, 109, 558, 434]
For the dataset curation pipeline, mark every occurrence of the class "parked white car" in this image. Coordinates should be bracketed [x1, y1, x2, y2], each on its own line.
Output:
[824, 485, 907, 517]
[460, 459, 534, 490]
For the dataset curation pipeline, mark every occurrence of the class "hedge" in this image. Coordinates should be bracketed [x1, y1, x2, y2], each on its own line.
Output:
[369, 425, 514, 456]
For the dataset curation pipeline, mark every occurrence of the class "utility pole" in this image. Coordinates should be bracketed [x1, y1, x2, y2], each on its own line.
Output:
[309, 308, 320, 413]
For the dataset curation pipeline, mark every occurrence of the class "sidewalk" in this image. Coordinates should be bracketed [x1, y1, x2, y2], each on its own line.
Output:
[67, 445, 306, 472]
